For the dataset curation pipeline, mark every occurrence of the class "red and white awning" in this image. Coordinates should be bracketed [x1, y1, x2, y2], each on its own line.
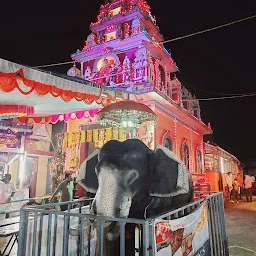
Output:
[0, 58, 142, 118]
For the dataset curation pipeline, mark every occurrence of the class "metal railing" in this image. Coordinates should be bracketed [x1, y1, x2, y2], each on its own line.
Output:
[17, 192, 228, 256]
[0, 196, 50, 216]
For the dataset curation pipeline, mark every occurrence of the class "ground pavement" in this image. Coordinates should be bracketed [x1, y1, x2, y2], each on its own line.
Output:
[225, 196, 256, 256]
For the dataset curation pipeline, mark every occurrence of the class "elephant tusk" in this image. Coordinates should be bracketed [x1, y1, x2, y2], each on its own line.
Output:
[144, 204, 150, 220]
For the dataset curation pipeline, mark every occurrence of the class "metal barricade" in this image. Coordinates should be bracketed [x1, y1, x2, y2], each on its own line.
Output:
[17, 192, 228, 256]
[17, 199, 153, 256]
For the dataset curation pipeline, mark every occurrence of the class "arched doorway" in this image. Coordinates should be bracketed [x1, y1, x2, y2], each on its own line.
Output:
[162, 131, 173, 151]
[181, 140, 190, 170]
[196, 148, 203, 173]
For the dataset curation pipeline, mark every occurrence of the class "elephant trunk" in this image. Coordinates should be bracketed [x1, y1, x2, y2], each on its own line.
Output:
[106, 222, 121, 241]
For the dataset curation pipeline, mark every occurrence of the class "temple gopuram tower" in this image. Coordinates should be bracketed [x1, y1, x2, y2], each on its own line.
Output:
[71, 0, 186, 104]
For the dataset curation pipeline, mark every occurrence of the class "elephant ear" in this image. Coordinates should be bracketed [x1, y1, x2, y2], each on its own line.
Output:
[149, 145, 190, 198]
[77, 150, 99, 194]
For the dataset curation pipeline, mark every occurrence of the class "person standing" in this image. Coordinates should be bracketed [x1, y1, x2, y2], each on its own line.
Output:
[51, 173, 73, 211]
[226, 172, 233, 202]
[232, 179, 240, 203]
[236, 173, 243, 199]
[244, 174, 253, 203]
[0, 174, 16, 204]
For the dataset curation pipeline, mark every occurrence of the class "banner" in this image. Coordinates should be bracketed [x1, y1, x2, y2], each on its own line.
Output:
[154, 201, 210, 256]
[0, 133, 21, 149]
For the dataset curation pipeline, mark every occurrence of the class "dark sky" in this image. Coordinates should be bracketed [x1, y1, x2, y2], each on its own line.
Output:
[0, 0, 255, 162]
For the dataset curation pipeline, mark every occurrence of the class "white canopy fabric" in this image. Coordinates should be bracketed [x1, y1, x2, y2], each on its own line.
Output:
[0, 58, 139, 117]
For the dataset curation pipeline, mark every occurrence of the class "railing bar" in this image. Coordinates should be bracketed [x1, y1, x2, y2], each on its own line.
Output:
[217, 195, 224, 256]
[18, 209, 146, 224]
[149, 220, 155, 256]
[120, 222, 126, 256]
[46, 213, 52, 256]
[214, 196, 221, 255]
[219, 194, 229, 256]
[208, 198, 216, 255]
[212, 197, 219, 255]
[37, 213, 44, 256]
[52, 207, 58, 256]
[62, 215, 70, 256]
[155, 197, 208, 219]
[17, 210, 29, 256]
[218, 195, 225, 256]
[80, 217, 85, 256]
[215, 196, 222, 255]
[68, 203, 72, 212]
[210, 197, 217, 255]
[99, 221, 104, 256]
[25, 198, 94, 209]
[206, 198, 214, 256]
[31, 212, 38, 256]
[142, 222, 149, 255]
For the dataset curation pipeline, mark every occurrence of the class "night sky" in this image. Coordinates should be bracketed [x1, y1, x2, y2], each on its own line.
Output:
[1, 0, 255, 162]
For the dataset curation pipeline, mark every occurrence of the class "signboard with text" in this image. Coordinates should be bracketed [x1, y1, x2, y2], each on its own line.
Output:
[0, 133, 22, 149]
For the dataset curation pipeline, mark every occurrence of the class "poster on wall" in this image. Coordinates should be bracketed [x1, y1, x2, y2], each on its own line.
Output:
[154, 202, 210, 256]
[0, 133, 22, 149]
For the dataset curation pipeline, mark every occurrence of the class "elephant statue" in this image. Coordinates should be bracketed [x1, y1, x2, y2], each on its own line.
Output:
[78, 139, 194, 255]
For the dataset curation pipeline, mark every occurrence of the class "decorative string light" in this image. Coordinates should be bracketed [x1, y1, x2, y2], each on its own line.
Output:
[96, 101, 156, 129]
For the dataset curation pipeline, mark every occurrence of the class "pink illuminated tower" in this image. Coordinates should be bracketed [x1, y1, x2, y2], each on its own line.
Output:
[71, 0, 184, 100]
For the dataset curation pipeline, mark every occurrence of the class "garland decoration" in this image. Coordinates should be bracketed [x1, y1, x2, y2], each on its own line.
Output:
[63, 127, 127, 150]
[49, 133, 66, 193]
[0, 69, 102, 103]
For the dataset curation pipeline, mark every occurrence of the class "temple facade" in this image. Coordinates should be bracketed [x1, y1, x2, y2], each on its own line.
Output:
[0, 1, 243, 202]
[68, 0, 212, 190]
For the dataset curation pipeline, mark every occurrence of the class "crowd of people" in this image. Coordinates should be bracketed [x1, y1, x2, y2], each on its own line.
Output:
[226, 172, 254, 203]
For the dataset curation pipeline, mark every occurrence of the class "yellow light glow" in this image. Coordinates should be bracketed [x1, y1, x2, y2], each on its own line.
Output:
[106, 31, 117, 42]
[111, 7, 121, 16]
[96, 57, 115, 71]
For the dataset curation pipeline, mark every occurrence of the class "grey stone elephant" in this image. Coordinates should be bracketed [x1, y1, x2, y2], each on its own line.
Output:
[78, 139, 194, 255]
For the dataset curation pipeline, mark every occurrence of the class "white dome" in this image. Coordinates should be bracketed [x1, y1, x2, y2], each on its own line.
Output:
[67, 65, 81, 77]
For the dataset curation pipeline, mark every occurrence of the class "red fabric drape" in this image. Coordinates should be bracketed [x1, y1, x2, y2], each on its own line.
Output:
[0, 105, 34, 115]
[0, 69, 102, 103]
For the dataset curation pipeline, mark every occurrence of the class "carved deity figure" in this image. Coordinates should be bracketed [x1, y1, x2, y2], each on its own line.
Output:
[86, 33, 96, 47]
[123, 56, 131, 70]
[84, 66, 92, 79]
[93, 58, 112, 86]
[123, 23, 130, 39]
[122, 56, 131, 83]
[100, 58, 110, 75]
[131, 18, 141, 35]
[134, 48, 146, 69]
